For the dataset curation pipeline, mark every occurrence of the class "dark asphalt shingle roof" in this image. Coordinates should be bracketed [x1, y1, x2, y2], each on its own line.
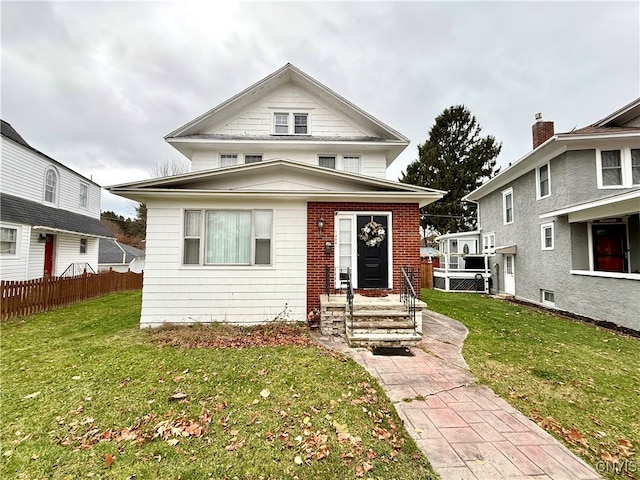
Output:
[0, 193, 114, 238]
[1, 120, 31, 148]
[99, 238, 144, 264]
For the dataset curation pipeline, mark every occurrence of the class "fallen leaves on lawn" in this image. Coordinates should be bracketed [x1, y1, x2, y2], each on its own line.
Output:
[149, 321, 317, 349]
[104, 453, 114, 468]
[56, 408, 213, 450]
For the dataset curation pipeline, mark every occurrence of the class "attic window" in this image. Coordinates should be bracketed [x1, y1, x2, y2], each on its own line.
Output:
[273, 113, 309, 135]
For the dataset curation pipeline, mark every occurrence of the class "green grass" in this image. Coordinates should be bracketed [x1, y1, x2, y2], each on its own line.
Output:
[424, 289, 640, 479]
[1, 292, 437, 479]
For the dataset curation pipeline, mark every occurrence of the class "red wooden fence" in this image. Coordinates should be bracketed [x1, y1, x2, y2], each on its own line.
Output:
[1, 270, 143, 320]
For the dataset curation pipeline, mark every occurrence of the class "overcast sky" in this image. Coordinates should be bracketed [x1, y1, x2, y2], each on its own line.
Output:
[2, 1, 638, 217]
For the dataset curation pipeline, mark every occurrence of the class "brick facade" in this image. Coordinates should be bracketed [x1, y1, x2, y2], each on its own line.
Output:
[306, 202, 421, 313]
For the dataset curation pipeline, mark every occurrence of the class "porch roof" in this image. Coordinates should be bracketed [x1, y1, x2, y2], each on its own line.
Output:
[539, 190, 640, 223]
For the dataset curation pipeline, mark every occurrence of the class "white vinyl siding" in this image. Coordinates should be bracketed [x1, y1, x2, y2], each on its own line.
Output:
[0, 137, 102, 218]
[141, 201, 307, 327]
[54, 234, 99, 276]
[213, 84, 372, 139]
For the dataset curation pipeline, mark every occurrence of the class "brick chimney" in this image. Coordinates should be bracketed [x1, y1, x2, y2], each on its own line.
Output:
[532, 113, 554, 149]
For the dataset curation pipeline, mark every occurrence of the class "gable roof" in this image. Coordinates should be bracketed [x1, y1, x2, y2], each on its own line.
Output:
[166, 63, 409, 143]
[108, 158, 445, 208]
[0, 193, 113, 238]
[464, 98, 640, 201]
[1, 120, 102, 188]
[99, 238, 144, 264]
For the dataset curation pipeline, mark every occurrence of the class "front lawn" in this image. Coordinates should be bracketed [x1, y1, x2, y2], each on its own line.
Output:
[424, 289, 639, 479]
[1, 291, 436, 479]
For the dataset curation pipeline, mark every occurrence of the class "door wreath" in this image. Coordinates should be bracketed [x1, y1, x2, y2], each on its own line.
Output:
[359, 221, 386, 247]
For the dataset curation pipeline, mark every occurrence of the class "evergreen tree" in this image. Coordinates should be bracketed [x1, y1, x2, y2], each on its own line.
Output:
[401, 105, 501, 236]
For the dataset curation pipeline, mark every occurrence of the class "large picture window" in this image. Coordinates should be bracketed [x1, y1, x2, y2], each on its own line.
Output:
[183, 210, 272, 266]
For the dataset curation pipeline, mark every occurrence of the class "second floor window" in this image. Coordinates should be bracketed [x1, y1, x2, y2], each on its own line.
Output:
[600, 150, 622, 186]
[503, 188, 514, 225]
[319, 155, 336, 169]
[597, 148, 639, 188]
[541, 223, 554, 250]
[44, 168, 57, 204]
[482, 233, 495, 252]
[537, 163, 550, 199]
[342, 156, 361, 174]
[220, 154, 238, 167]
[79, 184, 88, 208]
[244, 154, 263, 164]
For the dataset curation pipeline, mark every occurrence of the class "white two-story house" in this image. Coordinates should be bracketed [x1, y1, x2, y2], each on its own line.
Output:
[463, 99, 640, 332]
[109, 64, 445, 327]
[0, 120, 113, 280]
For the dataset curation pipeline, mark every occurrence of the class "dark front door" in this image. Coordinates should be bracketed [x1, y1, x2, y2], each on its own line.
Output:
[593, 224, 627, 273]
[357, 215, 388, 289]
[44, 234, 55, 277]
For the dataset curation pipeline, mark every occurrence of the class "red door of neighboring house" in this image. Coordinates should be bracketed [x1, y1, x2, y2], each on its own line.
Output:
[593, 224, 627, 273]
[44, 234, 55, 277]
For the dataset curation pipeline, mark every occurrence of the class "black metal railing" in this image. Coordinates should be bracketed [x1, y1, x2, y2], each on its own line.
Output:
[345, 267, 354, 331]
[60, 262, 96, 278]
[400, 266, 417, 331]
[325, 265, 331, 298]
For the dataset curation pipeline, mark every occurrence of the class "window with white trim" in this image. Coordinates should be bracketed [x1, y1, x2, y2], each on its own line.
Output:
[482, 233, 495, 252]
[596, 148, 640, 188]
[44, 167, 58, 204]
[541, 290, 555, 306]
[220, 154, 238, 168]
[541, 223, 554, 250]
[342, 156, 361, 174]
[183, 209, 272, 266]
[1, 227, 18, 255]
[319, 155, 336, 169]
[502, 188, 514, 225]
[79, 183, 88, 208]
[273, 113, 308, 135]
[244, 154, 263, 164]
[536, 163, 550, 199]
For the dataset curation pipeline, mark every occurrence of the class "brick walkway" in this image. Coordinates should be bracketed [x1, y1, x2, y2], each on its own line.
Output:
[312, 310, 601, 480]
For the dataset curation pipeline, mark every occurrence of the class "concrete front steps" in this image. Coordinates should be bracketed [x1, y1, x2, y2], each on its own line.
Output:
[319, 294, 426, 348]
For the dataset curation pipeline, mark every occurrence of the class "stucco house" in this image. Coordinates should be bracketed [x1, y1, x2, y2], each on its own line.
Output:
[98, 238, 145, 273]
[463, 98, 640, 331]
[109, 64, 444, 332]
[0, 120, 113, 280]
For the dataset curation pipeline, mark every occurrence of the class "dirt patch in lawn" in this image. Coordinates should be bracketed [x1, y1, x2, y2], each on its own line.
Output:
[148, 321, 319, 349]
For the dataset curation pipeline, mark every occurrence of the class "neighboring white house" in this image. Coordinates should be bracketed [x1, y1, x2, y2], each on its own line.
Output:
[0, 120, 113, 280]
[109, 63, 445, 328]
[463, 98, 640, 331]
[98, 238, 145, 273]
